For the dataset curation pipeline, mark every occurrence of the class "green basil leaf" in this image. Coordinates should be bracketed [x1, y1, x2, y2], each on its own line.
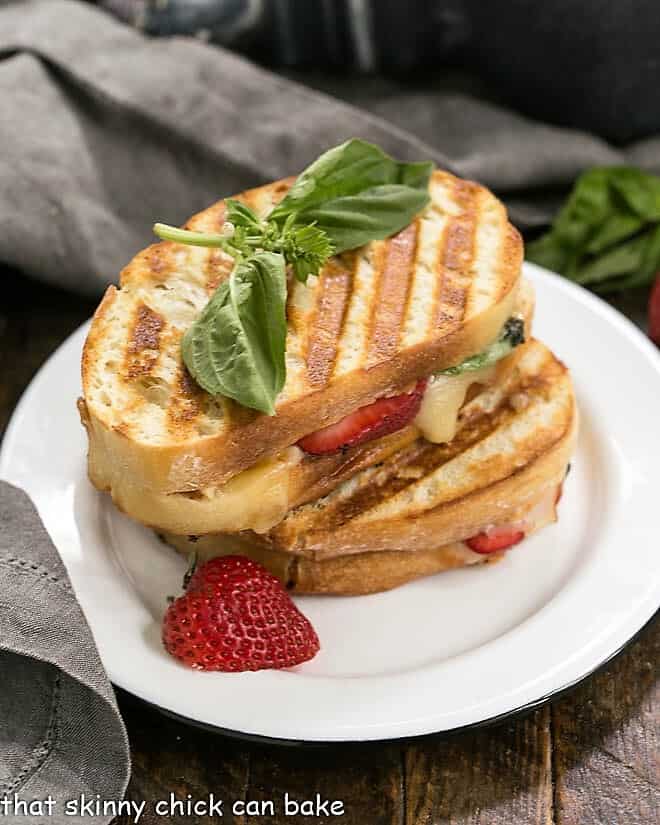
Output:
[225, 198, 263, 230]
[552, 167, 615, 248]
[609, 167, 660, 220]
[599, 224, 660, 292]
[181, 251, 287, 415]
[439, 317, 525, 376]
[295, 184, 430, 253]
[575, 233, 648, 286]
[585, 209, 645, 254]
[526, 165, 660, 294]
[639, 222, 660, 281]
[399, 161, 436, 189]
[269, 139, 433, 225]
[526, 233, 572, 274]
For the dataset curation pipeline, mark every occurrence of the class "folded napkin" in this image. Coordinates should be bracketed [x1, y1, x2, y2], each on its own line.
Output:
[0, 482, 130, 825]
[0, 1, 656, 821]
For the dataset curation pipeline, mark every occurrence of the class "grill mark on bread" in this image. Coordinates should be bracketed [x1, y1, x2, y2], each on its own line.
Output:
[293, 425, 420, 508]
[331, 244, 381, 378]
[366, 222, 419, 366]
[145, 243, 174, 282]
[434, 179, 479, 328]
[268, 177, 294, 209]
[305, 261, 353, 388]
[205, 250, 234, 294]
[298, 402, 517, 532]
[241, 188, 261, 212]
[360, 242, 387, 369]
[125, 303, 165, 378]
[167, 364, 205, 430]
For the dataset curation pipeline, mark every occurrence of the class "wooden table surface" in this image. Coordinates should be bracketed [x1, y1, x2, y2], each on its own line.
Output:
[2, 268, 658, 825]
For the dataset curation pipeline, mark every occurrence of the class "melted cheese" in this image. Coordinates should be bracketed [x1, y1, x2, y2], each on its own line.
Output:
[414, 365, 495, 444]
[173, 447, 303, 534]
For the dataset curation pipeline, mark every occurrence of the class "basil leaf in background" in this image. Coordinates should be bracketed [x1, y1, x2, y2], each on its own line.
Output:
[576, 233, 648, 286]
[585, 210, 644, 255]
[439, 317, 525, 376]
[551, 167, 614, 248]
[527, 166, 660, 293]
[182, 251, 287, 415]
[523, 232, 570, 274]
[597, 224, 660, 293]
[299, 184, 431, 253]
[639, 223, 660, 281]
[269, 139, 433, 224]
[609, 168, 660, 220]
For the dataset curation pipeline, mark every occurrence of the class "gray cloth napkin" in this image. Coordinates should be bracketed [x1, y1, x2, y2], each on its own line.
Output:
[0, 482, 130, 824]
[0, 1, 656, 820]
[2, 0, 660, 296]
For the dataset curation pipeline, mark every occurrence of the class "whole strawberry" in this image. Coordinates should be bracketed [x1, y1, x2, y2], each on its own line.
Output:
[162, 555, 320, 672]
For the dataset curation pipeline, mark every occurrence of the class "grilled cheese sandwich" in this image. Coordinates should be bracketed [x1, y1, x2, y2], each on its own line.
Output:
[162, 339, 577, 593]
[80, 170, 523, 518]
[79, 152, 576, 597]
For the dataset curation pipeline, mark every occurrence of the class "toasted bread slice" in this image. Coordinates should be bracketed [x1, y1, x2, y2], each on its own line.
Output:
[162, 480, 562, 595]
[80, 169, 523, 496]
[81, 281, 534, 535]
[162, 338, 576, 590]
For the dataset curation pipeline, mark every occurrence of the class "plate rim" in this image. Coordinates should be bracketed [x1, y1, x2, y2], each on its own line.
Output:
[118, 607, 657, 746]
[2, 263, 660, 742]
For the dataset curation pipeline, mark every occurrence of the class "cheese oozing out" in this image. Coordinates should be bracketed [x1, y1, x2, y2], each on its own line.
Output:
[171, 447, 303, 534]
[414, 364, 496, 444]
[413, 280, 523, 444]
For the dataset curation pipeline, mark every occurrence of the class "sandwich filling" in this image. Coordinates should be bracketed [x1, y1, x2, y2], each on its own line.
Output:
[298, 314, 525, 455]
[154, 312, 527, 534]
[161, 480, 564, 595]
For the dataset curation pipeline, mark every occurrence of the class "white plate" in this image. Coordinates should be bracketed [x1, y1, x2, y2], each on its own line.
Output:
[2, 263, 659, 742]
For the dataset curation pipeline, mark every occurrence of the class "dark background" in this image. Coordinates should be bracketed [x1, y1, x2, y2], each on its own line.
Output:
[93, 0, 660, 143]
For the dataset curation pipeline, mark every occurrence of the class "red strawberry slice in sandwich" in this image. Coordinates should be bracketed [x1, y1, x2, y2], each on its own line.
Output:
[298, 379, 427, 455]
[466, 526, 525, 554]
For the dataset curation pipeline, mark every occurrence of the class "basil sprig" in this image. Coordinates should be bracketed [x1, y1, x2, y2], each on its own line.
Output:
[269, 139, 433, 252]
[527, 166, 660, 293]
[154, 139, 433, 414]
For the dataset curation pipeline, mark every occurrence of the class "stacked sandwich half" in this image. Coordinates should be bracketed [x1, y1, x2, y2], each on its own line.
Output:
[80, 164, 577, 595]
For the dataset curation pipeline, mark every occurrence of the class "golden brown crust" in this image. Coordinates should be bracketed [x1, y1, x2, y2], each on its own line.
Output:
[161, 474, 565, 595]
[81, 169, 524, 495]
[290, 544, 485, 595]
[162, 530, 487, 595]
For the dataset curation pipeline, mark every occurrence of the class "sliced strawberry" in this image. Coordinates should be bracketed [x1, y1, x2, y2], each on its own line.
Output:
[466, 526, 525, 554]
[648, 273, 660, 346]
[298, 379, 427, 455]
